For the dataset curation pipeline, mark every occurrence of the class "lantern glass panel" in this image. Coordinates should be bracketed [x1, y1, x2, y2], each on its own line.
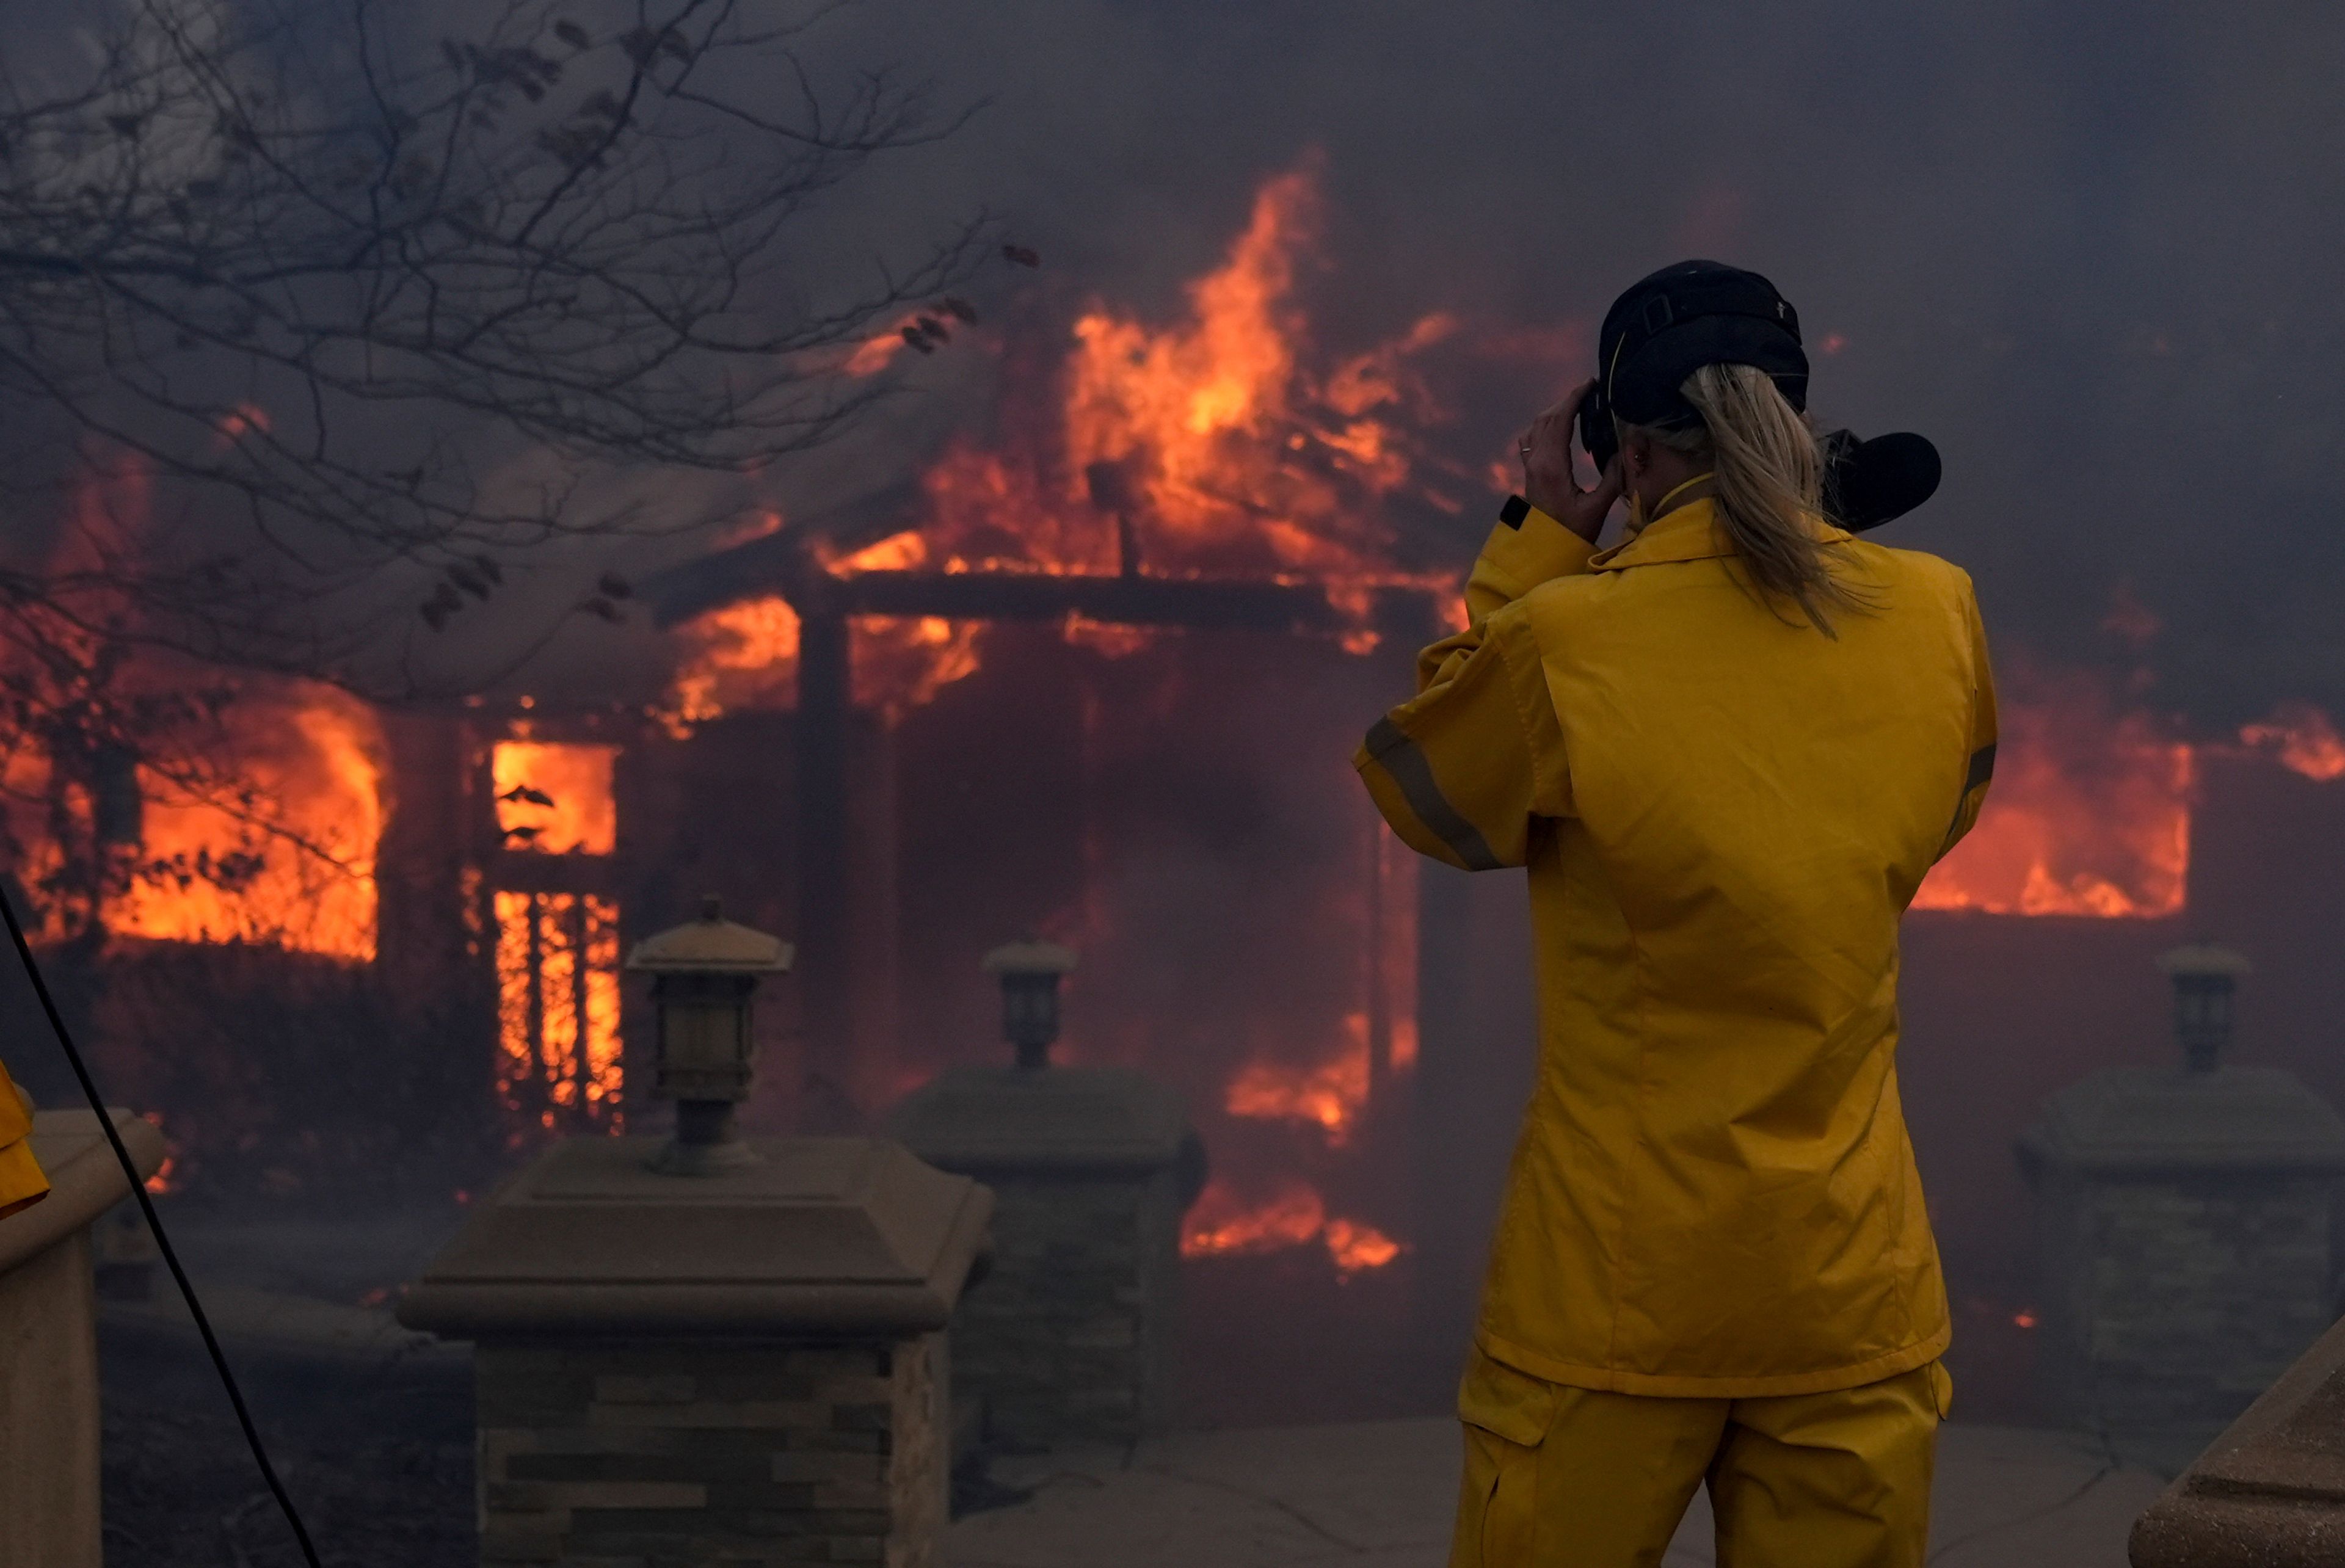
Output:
[2173, 975, 2234, 1070]
[652, 974, 758, 1084]
[1004, 979, 1053, 1044]
[666, 1002, 746, 1071]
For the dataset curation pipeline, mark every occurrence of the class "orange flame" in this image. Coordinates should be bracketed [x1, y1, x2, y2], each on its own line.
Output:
[826, 531, 932, 575]
[1, 460, 383, 959]
[1914, 673, 2194, 918]
[1323, 1217, 1403, 1274]
[1388, 1017, 1420, 1072]
[920, 165, 1463, 586]
[1060, 613, 1156, 659]
[1182, 1180, 1325, 1256]
[839, 307, 973, 377]
[487, 741, 624, 1136]
[142, 1114, 177, 1194]
[1224, 1010, 1370, 1144]
[107, 686, 385, 959]
[843, 325, 915, 378]
[493, 742, 618, 855]
[658, 596, 803, 735]
[661, 588, 993, 730]
[493, 890, 624, 1134]
[663, 163, 1464, 728]
[1180, 1179, 1403, 1276]
[2239, 703, 2345, 782]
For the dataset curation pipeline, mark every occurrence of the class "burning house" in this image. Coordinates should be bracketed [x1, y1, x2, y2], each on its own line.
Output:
[15, 164, 2345, 1426]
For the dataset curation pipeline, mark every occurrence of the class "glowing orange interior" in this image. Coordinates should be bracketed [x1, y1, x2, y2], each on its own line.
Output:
[493, 741, 619, 855]
[107, 686, 384, 960]
[494, 891, 625, 1134]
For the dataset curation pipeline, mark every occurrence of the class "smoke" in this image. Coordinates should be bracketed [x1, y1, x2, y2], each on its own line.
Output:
[774, 0, 2345, 729]
[4, 1, 2333, 722]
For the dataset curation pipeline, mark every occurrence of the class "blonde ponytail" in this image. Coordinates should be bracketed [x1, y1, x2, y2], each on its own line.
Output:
[1635, 363, 1874, 635]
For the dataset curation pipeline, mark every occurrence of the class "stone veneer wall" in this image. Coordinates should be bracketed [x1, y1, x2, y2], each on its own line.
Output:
[2037, 1174, 2336, 1432]
[475, 1332, 947, 1567]
[956, 1168, 1183, 1450]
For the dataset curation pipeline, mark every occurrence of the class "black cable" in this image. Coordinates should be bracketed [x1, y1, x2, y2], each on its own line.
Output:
[1, 893, 324, 1568]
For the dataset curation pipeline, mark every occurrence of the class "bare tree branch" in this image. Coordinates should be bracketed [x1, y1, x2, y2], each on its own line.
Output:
[0, 0, 989, 934]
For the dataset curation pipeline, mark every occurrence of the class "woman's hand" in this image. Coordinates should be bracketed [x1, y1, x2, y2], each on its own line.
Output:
[1519, 379, 1623, 544]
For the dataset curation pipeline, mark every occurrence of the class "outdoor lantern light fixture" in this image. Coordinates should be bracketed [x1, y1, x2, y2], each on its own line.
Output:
[983, 938, 1078, 1070]
[627, 896, 793, 1175]
[2157, 942, 2252, 1074]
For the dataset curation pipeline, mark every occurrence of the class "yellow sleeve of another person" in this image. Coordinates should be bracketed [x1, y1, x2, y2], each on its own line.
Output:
[0, 1056, 51, 1220]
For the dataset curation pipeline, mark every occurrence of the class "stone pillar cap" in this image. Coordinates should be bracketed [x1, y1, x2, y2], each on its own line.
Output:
[981, 939, 1077, 976]
[398, 1136, 991, 1340]
[887, 1065, 1191, 1175]
[0, 1109, 166, 1274]
[2131, 1307, 2345, 1566]
[2018, 1065, 2345, 1177]
[2157, 942, 2253, 979]
[625, 898, 793, 974]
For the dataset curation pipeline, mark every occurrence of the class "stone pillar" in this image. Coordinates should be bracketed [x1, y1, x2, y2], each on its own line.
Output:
[2018, 945, 2345, 1461]
[2129, 1308, 2345, 1566]
[886, 942, 1203, 1450]
[400, 1136, 991, 1567]
[0, 1108, 168, 1568]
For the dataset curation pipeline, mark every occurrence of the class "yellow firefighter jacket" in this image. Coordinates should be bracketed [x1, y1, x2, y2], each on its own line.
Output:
[0, 1056, 49, 1219]
[1358, 496, 1994, 1398]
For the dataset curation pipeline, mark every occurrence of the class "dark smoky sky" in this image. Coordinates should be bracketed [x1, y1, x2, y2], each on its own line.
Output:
[15, 1, 2345, 724]
[791, 0, 2345, 730]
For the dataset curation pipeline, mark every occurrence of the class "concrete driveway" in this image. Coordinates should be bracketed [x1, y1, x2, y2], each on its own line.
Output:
[948, 1417, 2169, 1567]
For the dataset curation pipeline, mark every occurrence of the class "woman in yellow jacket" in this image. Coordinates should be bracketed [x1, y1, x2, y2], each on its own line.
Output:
[1358, 261, 1994, 1568]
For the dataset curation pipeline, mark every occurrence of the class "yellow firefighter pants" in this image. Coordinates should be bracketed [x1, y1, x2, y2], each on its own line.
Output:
[1449, 1349, 1952, 1567]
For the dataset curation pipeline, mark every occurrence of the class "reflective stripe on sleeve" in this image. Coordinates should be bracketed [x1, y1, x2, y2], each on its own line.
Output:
[1364, 718, 1506, 872]
[1940, 742, 1997, 850]
[1963, 742, 1998, 794]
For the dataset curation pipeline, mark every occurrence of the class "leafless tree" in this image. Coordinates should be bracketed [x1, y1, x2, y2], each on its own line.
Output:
[0, 0, 986, 938]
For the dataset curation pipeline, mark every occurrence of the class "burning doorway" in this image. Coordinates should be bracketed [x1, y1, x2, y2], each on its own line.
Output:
[487, 739, 625, 1136]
